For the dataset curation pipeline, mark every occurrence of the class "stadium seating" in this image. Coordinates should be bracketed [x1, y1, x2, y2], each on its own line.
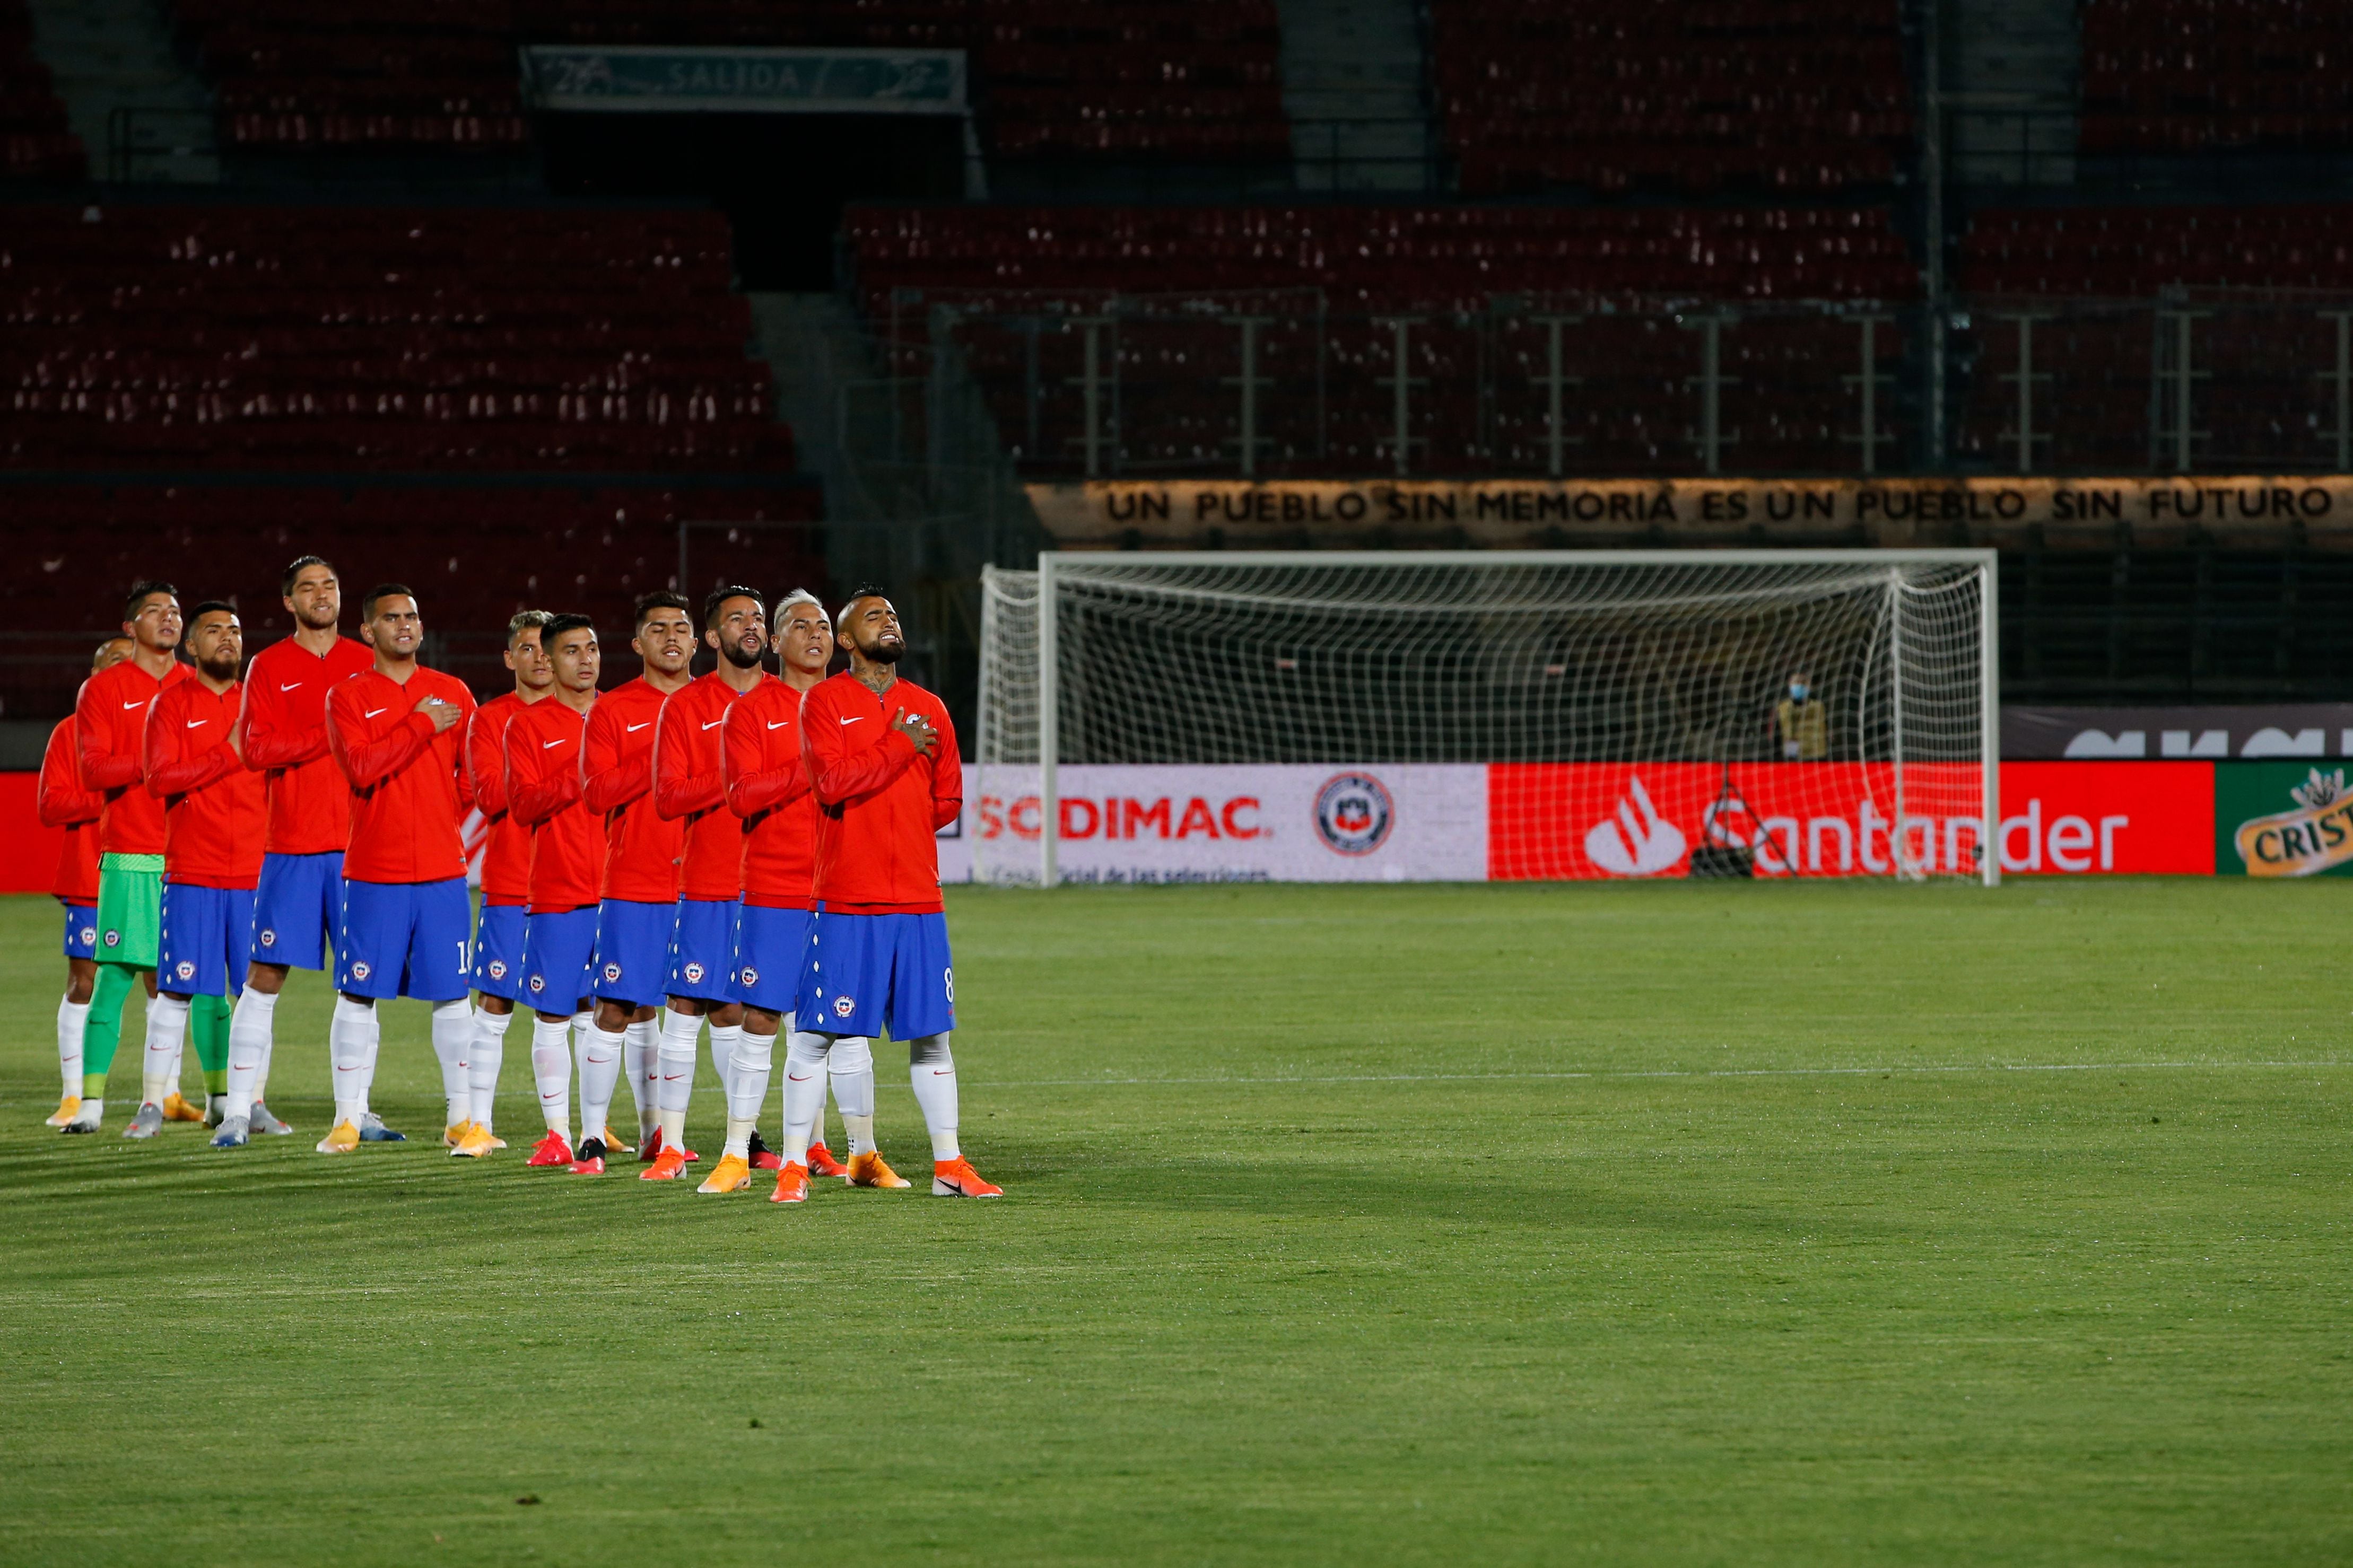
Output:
[1, 0, 84, 180]
[2081, 0, 2353, 155]
[1427, 0, 1912, 196]
[1, 481, 824, 714]
[1960, 204, 2353, 295]
[846, 203, 1920, 309]
[2, 204, 792, 472]
[170, 0, 1284, 163]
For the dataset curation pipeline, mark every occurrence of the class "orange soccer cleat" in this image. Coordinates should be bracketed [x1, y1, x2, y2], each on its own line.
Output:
[844, 1151, 910, 1188]
[769, 1161, 809, 1204]
[931, 1157, 1002, 1198]
[590, 1126, 634, 1158]
[160, 1092, 207, 1124]
[525, 1129, 573, 1168]
[640, 1145, 690, 1181]
[696, 1153, 753, 1194]
[806, 1142, 851, 1179]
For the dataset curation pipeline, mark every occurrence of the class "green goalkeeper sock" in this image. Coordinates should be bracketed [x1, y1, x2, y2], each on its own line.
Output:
[80, 962, 137, 1099]
[190, 994, 231, 1094]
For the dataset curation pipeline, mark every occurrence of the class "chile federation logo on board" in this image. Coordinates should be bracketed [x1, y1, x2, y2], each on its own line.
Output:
[1313, 772, 1395, 856]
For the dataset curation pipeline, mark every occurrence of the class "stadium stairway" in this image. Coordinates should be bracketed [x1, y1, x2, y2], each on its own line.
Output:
[1276, 0, 1435, 192]
[24, 0, 216, 183]
[1950, 0, 2078, 187]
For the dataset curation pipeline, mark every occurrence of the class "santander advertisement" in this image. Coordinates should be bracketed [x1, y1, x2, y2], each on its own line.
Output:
[938, 761, 2212, 883]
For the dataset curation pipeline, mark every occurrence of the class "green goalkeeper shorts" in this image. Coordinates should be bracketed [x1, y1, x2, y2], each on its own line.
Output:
[94, 853, 164, 969]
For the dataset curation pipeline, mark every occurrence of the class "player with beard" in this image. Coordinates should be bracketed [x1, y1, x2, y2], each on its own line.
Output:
[534, 591, 696, 1170]
[643, 586, 773, 1181]
[232, 555, 374, 1141]
[37, 636, 131, 1126]
[63, 583, 194, 1134]
[699, 590, 861, 1195]
[504, 615, 611, 1169]
[450, 610, 553, 1154]
[320, 586, 477, 1153]
[133, 605, 265, 1142]
[774, 586, 999, 1203]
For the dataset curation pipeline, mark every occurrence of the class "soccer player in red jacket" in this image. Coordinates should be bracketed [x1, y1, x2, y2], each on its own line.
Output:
[130, 605, 265, 1142]
[567, 592, 694, 1164]
[503, 614, 616, 1170]
[233, 554, 373, 1140]
[698, 590, 863, 1194]
[644, 585, 773, 1180]
[451, 610, 553, 1153]
[62, 582, 194, 1134]
[321, 585, 477, 1154]
[38, 635, 130, 1126]
[775, 586, 999, 1203]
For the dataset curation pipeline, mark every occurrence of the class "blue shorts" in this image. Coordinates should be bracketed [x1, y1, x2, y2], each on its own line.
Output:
[158, 883, 255, 1000]
[250, 850, 343, 970]
[521, 905, 599, 1013]
[337, 877, 472, 1002]
[62, 901, 97, 960]
[472, 901, 528, 1000]
[796, 909, 955, 1040]
[593, 898, 675, 1007]
[666, 896, 739, 1003]
[731, 903, 811, 1014]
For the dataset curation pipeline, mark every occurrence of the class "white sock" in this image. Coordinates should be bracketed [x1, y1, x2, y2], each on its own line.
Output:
[530, 1014, 573, 1137]
[780, 1032, 831, 1164]
[657, 1007, 700, 1149]
[330, 996, 375, 1127]
[579, 1024, 625, 1144]
[708, 1021, 743, 1117]
[907, 1033, 960, 1161]
[356, 1003, 382, 1118]
[469, 1006, 512, 1131]
[622, 1019, 656, 1135]
[430, 1000, 473, 1127]
[226, 987, 277, 1120]
[56, 995, 88, 1101]
[724, 1027, 776, 1158]
[141, 993, 191, 1108]
[828, 1036, 877, 1155]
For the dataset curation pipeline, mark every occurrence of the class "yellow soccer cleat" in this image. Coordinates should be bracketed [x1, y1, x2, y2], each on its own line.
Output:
[845, 1151, 911, 1189]
[315, 1120, 361, 1154]
[443, 1120, 475, 1148]
[591, 1126, 635, 1158]
[43, 1095, 81, 1128]
[161, 1092, 206, 1124]
[450, 1123, 498, 1159]
[696, 1153, 753, 1194]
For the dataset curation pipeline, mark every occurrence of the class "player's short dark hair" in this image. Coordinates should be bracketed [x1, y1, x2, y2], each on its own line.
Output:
[506, 608, 552, 646]
[187, 600, 238, 624]
[634, 590, 691, 629]
[703, 584, 764, 630]
[835, 583, 892, 625]
[124, 580, 177, 620]
[361, 583, 415, 621]
[281, 554, 334, 597]
[541, 612, 596, 650]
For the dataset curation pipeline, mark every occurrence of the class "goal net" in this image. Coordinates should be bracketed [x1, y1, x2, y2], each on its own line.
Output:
[972, 551, 1997, 887]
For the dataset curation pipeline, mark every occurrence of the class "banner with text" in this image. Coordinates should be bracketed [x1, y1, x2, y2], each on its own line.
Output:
[522, 46, 966, 113]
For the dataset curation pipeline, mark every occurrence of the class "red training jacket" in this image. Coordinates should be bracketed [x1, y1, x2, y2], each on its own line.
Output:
[327, 665, 476, 884]
[724, 678, 818, 909]
[238, 634, 373, 856]
[39, 714, 102, 904]
[506, 694, 605, 913]
[653, 669, 766, 902]
[77, 656, 192, 857]
[800, 671, 961, 915]
[465, 691, 538, 906]
[146, 677, 265, 890]
[582, 676, 684, 904]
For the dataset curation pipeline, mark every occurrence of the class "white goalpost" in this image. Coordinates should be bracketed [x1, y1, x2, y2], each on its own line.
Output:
[973, 550, 2000, 889]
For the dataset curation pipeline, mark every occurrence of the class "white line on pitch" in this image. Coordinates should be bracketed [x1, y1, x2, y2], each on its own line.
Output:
[948, 1059, 2349, 1088]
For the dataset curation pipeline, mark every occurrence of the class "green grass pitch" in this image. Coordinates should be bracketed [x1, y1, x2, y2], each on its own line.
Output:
[1, 879, 2348, 1565]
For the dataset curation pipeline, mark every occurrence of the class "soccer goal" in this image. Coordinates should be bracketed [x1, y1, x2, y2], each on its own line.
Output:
[972, 551, 1999, 888]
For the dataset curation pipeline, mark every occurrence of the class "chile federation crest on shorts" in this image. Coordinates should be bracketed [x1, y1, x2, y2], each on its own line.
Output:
[1313, 772, 1394, 856]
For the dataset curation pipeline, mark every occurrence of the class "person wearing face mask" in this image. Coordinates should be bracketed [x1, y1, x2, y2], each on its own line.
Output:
[1773, 670, 1827, 761]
